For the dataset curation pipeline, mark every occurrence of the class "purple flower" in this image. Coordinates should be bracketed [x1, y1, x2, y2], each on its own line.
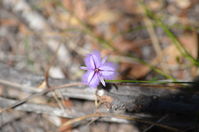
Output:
[81, 51, 117, 88]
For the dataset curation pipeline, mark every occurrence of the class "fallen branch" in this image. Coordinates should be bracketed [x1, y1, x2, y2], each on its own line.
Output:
[0, 97, 150, 124]
[0, 97, 180, 131]
[0, 63, 199, 114]
[0, 63, 198, 129]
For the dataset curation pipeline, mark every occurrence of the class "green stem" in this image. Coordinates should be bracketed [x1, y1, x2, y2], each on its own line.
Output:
[141, 2, 199, 66]
[157, 19, 199, 66]
[106, 79, 196, 84]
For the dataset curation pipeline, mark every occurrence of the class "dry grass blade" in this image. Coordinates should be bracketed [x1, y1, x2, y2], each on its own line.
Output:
[60, 112, 180, 132]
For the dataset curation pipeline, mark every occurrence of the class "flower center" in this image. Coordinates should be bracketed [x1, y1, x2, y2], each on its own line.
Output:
[95, 68, 100, 72]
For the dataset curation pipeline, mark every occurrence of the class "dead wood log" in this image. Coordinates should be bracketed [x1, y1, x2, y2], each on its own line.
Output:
[0, 63, 199, 129]
[0, 63, 199, 114]
[0, 97, 194, 130]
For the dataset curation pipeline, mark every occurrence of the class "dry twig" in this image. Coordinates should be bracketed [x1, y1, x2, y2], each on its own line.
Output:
[59, 112, 180, 132]
[0, 82, 83, 113]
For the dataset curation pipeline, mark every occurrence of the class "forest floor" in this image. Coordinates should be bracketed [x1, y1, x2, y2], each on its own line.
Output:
[0, 0, 199, 132]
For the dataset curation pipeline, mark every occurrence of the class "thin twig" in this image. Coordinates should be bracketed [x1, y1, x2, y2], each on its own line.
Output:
[143, 114, 169, 132]
[0, 78, 95, 100]
[60, 112, 180, 132]
[0, 79, 42, 93]
[44, 42, 67, 111]
[0, 82, 83, 114]
[44, 42, 62, 88]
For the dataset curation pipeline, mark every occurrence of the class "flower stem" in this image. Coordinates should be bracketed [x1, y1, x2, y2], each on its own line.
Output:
[106, 79, 197, 85]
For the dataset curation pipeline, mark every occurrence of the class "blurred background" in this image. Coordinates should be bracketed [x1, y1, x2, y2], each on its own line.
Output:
[0, 0, 199, 131]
